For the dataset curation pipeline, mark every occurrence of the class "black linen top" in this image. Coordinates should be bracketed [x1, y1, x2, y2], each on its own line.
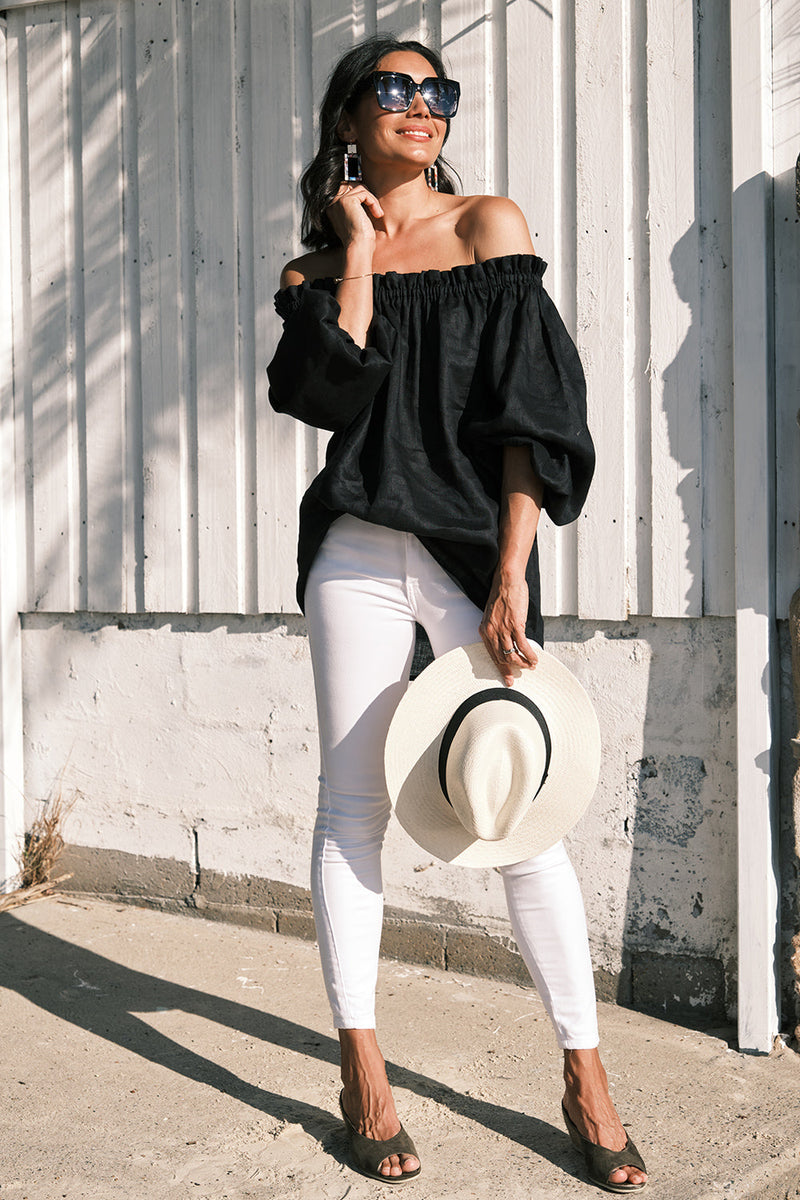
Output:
[267, 254, 594, 645]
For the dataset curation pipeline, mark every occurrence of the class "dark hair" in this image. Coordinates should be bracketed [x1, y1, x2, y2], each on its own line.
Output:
[300, 35, 461, 250]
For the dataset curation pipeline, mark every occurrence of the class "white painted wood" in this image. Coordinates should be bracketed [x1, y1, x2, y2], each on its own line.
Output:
[5, 11, 34, 608]
[137, 0, 189, 612]
[622, 0, 651, 617]
[647, 0, 702, 618]
[118, 0, 144, 614]
[0, 17, 26, 891]
[25, 8, 77, 611]
[79, 3, 130, 613]
[574, 0, 627, 620]
[192, 0, 241, 612]
[549, 0, 579, 617]
[730, 0, 779, 1055]
[376, 0, 424, 39]
[254, 0, 303, 613]
[441, 0, 493, 197]
[698, 0, 735, 618]
[0, 0, 745, 623]
[773, 0, 800, 618]
[233, 0, 258, 616]
[506, 0, 558, 612]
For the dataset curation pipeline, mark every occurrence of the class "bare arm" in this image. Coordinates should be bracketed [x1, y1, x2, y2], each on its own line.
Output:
[325, 183, 384, 348]
[279, 185, 383, 347]
[468, 196, 542, 683]
[479, 443, 543, 688]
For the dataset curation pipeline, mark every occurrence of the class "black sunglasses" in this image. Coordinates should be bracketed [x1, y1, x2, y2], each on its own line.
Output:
[354, 70, 461, 118]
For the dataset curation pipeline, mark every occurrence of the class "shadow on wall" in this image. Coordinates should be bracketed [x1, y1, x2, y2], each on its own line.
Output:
[614, 1, 736, 1020]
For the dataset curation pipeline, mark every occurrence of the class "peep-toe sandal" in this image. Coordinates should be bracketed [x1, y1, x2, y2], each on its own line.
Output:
[339, 1090, 421, 1185]
[562, 1101, 647, 1193]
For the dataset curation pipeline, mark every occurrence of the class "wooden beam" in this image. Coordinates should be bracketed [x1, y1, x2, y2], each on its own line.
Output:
[730, 0, 779, 1054]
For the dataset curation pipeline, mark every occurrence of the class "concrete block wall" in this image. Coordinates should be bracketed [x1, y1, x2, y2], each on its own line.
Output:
[21, 613, 737, 1020]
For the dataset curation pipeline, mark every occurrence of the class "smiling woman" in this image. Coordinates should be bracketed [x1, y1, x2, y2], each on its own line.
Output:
[297, 39, 461, 253]
[266, 33, 647, 1193]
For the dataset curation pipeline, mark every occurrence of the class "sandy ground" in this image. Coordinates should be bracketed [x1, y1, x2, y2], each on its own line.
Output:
[1, 896, 800, 1200]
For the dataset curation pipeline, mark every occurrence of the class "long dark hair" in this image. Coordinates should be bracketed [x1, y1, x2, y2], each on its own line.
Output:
[300, 35, 461, 251]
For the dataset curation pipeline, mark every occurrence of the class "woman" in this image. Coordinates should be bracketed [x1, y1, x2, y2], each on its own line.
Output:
[267, 35, 647, 1193]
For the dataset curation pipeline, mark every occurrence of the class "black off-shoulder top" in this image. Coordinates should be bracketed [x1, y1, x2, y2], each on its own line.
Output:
[267, 254, 594, 644]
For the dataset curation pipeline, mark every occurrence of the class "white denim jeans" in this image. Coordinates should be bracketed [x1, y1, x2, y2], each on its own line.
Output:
[304, 515, 599, 1049]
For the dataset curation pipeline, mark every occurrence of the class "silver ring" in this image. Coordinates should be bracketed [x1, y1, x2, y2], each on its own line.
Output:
[502, 648, 514, 656]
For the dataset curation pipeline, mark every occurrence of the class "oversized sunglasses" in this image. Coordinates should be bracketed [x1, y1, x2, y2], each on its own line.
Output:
[355, 70, 461, 118]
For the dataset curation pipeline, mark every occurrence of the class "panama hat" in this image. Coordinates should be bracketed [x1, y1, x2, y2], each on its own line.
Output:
[384, 642, 601, 868]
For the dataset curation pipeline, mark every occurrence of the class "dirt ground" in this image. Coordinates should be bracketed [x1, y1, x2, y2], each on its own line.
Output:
[2, 897, 800, 1200]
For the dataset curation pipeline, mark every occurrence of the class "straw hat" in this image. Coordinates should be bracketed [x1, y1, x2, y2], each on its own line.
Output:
[384, 642, 601, 867]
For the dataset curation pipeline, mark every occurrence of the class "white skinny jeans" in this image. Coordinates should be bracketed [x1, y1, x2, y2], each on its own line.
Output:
[304, 515, 599, 1049]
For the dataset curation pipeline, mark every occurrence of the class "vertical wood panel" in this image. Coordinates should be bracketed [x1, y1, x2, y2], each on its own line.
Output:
[192, 0, 240, 611]
[5, 12, 34, 606]
[119, 0, 144, 613]
[376, 0, 424, 38]
[622, 0, 652, 616]
[80, 4, 129, 612]
[505, 0, 562, 615]
[697, 0, 734, 617]
[66, 6, 88, 611]
[137, 0, 188, 611]
[773, 0, 800, 617]
[647, 0, 702, 618]
[304, 0, 361, 490]
[25, 7, 77, 611]
[441, 0, 493, 196]
[548, 0, 579, 616]
[233, 0, 258, 615]
[254, 0, 302, 612]
[574, 0, 627, 620]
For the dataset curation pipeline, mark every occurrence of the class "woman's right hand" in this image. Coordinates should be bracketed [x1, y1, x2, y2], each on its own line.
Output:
[325, 183, 383, 249]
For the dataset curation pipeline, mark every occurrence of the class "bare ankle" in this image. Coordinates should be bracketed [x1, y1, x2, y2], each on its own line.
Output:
[563, 1047, 605, 1088]
[339, 1029, 388, 1090]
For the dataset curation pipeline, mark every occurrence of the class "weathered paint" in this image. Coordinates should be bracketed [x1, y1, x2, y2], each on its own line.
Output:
[20, 613, 737, 1013]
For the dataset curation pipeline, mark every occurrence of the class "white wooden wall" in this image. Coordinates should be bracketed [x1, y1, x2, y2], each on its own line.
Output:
[0, 0, 792, 619]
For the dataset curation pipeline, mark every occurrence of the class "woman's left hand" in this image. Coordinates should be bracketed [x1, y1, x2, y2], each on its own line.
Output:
[479, 573, 538, 686]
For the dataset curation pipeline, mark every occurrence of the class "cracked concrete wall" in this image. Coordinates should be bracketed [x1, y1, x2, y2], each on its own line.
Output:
[20, 612, 737, 1017]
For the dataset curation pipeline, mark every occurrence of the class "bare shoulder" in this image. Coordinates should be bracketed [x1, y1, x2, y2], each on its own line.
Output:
[279, 248, 341, 290]
[459, 195, 536, 262]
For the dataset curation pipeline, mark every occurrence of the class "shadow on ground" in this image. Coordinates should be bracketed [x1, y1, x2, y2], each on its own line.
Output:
[0, 909, 580, 1181]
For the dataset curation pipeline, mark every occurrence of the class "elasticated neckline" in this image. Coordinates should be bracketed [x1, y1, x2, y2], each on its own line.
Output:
[280, 252, 547, 304]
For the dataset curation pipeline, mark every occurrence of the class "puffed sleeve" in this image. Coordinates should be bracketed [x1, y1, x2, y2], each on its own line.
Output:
[267, 284, 395, 432]
[469, 275, 595, 525]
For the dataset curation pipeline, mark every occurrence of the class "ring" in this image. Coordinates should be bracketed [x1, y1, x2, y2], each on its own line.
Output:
[502, 648, 514, 656]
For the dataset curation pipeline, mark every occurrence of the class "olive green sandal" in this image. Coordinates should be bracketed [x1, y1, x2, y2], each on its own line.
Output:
[562, 1102, 647, 1193]
[339, 1090, 421, 1185]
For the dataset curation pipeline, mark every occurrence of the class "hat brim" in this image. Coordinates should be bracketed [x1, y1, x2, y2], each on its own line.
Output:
[384, 642, 601, 868]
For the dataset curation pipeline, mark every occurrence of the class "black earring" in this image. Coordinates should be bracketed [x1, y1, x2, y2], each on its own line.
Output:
[425, 163, 439, 191]
[343, 142, 362, 183]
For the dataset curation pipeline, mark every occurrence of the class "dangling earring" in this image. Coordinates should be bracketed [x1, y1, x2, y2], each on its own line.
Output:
[425, 163, 439, 191]
[343, 142, 362, 183]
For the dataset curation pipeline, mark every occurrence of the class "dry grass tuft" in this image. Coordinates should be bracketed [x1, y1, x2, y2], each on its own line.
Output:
[18, 791, 73, 888]
[0, 790, 76, 914]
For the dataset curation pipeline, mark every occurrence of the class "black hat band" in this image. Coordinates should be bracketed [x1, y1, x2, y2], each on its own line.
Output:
[437, 687, 552, 808]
